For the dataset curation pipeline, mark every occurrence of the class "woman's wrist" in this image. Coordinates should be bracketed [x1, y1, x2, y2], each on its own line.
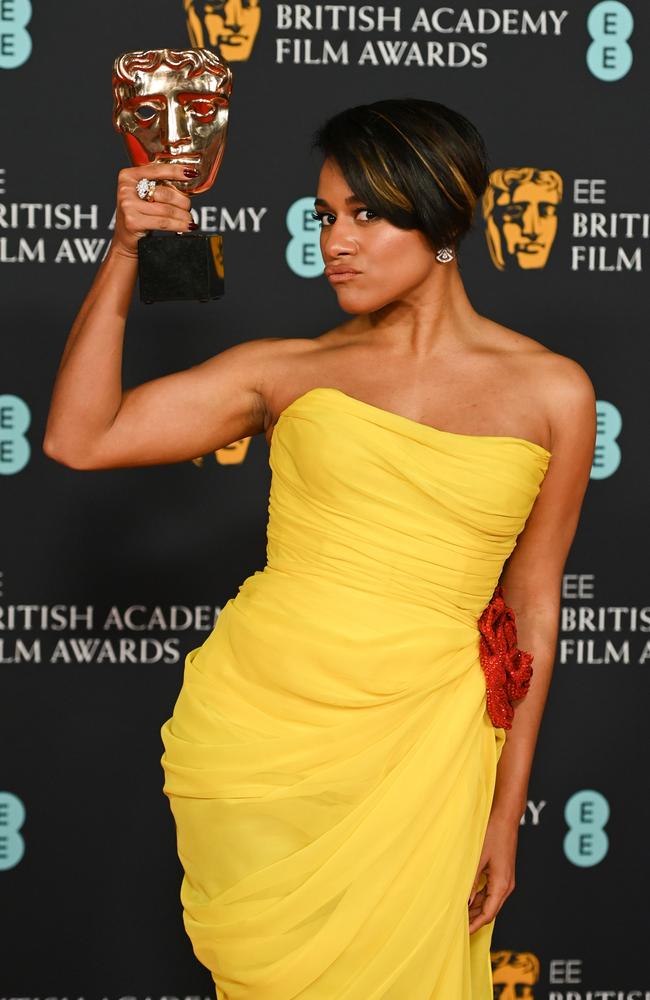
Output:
[489, 798, 526, 827]
[107, 241, 139, 265]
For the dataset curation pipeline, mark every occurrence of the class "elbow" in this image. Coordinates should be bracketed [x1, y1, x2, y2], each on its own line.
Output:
[42, 434, 97, 470]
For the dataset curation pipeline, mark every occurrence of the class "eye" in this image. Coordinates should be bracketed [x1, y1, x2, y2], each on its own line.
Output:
[502, 204, 525, 222]
[134, 104, 159, 123]
[357, 208, 379, 222]
[311, 210, 334, 228]
[187, 98, 219, 121]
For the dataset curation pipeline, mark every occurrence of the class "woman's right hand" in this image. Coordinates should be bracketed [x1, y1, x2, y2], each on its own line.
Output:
[111, 162, 197, 259]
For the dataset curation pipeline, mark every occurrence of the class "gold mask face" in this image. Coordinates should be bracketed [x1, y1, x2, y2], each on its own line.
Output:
[491, 950, 539, 999]
[482, 168, 563, 271]
[112, 48, 233, 195]
[184, 0, 261, 61]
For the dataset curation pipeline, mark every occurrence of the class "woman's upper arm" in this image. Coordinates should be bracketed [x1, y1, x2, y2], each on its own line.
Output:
[500, 355, 597, 613]
[83, 336, 291, 469]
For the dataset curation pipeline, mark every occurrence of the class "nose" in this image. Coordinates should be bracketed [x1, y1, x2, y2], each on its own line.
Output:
[520, 204, 541, 240]
[164, 101, 191, 148]
[321, 218, 360, 260]
[223, 0, 243, 31]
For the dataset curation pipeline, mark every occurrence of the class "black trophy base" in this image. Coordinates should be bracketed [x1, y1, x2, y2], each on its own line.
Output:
[137, 232, 225, 304]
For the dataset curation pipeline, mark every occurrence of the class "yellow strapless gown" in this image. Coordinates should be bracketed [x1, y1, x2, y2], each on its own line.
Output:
[160, 387, 551, 999]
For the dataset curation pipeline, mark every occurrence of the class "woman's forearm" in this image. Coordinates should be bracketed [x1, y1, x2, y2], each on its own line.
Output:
[44, 162, 194, 468]
[489, 623, 558, 825]
[43, 247, 138, 465]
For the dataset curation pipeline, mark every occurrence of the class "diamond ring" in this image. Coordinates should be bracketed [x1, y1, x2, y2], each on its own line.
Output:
[136, 178, 157, 202]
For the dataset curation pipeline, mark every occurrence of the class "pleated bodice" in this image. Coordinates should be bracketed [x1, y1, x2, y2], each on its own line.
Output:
[264, 386, 550, 626]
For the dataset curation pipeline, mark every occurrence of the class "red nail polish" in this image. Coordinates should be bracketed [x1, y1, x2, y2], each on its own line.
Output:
[184, 168, 199, 178]
[189, 222, 199, 230]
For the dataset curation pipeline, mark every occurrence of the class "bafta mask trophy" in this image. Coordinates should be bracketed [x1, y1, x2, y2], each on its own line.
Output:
[112, 48, 233, 304]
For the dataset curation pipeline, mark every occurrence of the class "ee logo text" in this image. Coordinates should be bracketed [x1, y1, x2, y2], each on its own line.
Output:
[0, 395, 31, 474]
[0, 0, 32, 70]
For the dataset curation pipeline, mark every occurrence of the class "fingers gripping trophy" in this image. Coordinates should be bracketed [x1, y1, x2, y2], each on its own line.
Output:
[112, 48, 233, 304]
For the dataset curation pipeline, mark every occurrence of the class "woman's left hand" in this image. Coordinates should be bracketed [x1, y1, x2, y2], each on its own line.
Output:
[467, 811, 520, 934]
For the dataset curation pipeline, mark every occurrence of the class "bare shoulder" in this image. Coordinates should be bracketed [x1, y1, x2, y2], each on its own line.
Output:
[213, 333, 316, 368]
[210, 332, 329, 426]
[254, 325, 352, 394]
[203, 333, 321, 393]
[239, 329, 340, 365]
[540, 349, 597, 454]
[485, 319, 597, 446]
[536, 347, 596, 408]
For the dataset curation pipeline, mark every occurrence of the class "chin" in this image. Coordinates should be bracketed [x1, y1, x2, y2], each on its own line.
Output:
[335, 290, 394, 314]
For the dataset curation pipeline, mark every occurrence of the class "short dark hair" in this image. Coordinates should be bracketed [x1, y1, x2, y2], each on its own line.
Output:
[311, 98, 489, 253]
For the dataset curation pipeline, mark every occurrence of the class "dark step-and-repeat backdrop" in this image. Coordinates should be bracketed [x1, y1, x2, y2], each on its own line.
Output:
[1, 1, 648, 998]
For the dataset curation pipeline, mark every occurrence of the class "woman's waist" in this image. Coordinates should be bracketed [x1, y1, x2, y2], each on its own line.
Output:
[264, 524, 505, 621]
[196, 568, 485, 710]
[228, 563, 486, 636]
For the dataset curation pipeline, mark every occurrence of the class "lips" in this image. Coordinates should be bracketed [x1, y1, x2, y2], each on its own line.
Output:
[326, 271, 360, 284]
[324, 265, 361, 277]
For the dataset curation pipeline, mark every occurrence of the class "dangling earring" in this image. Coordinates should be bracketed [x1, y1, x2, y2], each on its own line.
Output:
[435, 247, 455, 263]
[436, 247, 456, 264]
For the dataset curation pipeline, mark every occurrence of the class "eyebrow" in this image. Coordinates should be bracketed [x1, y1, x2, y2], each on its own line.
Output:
[314, 195, 364, 207]
[125, 94, 167, 105]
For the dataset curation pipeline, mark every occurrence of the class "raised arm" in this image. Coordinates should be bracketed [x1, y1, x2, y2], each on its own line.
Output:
[43, 162, 280, 470]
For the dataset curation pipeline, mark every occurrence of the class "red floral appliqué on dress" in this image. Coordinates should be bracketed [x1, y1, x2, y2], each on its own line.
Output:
[477, 584, 534, 730]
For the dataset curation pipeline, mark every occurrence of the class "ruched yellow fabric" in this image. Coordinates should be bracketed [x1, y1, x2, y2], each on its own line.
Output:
[160, 387, 551, 1000]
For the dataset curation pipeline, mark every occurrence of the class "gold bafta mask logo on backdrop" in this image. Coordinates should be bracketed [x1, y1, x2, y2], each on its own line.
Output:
[482, 168, 563, 271]
[192, 438, 253, 466]
[184, 0, 261, 61]
[491, 950, 540, 998]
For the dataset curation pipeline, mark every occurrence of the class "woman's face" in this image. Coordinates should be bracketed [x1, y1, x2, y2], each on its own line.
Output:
[314, 157, 437, 314]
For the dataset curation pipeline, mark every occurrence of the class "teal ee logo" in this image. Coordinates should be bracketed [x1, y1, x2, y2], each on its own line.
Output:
[0, 0, 32, 69]
[564, 789, 609, 867]
[0, 792, 26, 870]
[0, 394, 31, 474]
[286, 197, 322, 278]
[587, 1, 633, 81]
[591, 400, 621, 479]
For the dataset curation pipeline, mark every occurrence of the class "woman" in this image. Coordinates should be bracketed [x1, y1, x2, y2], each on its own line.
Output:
[44, 99, 596, 998]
